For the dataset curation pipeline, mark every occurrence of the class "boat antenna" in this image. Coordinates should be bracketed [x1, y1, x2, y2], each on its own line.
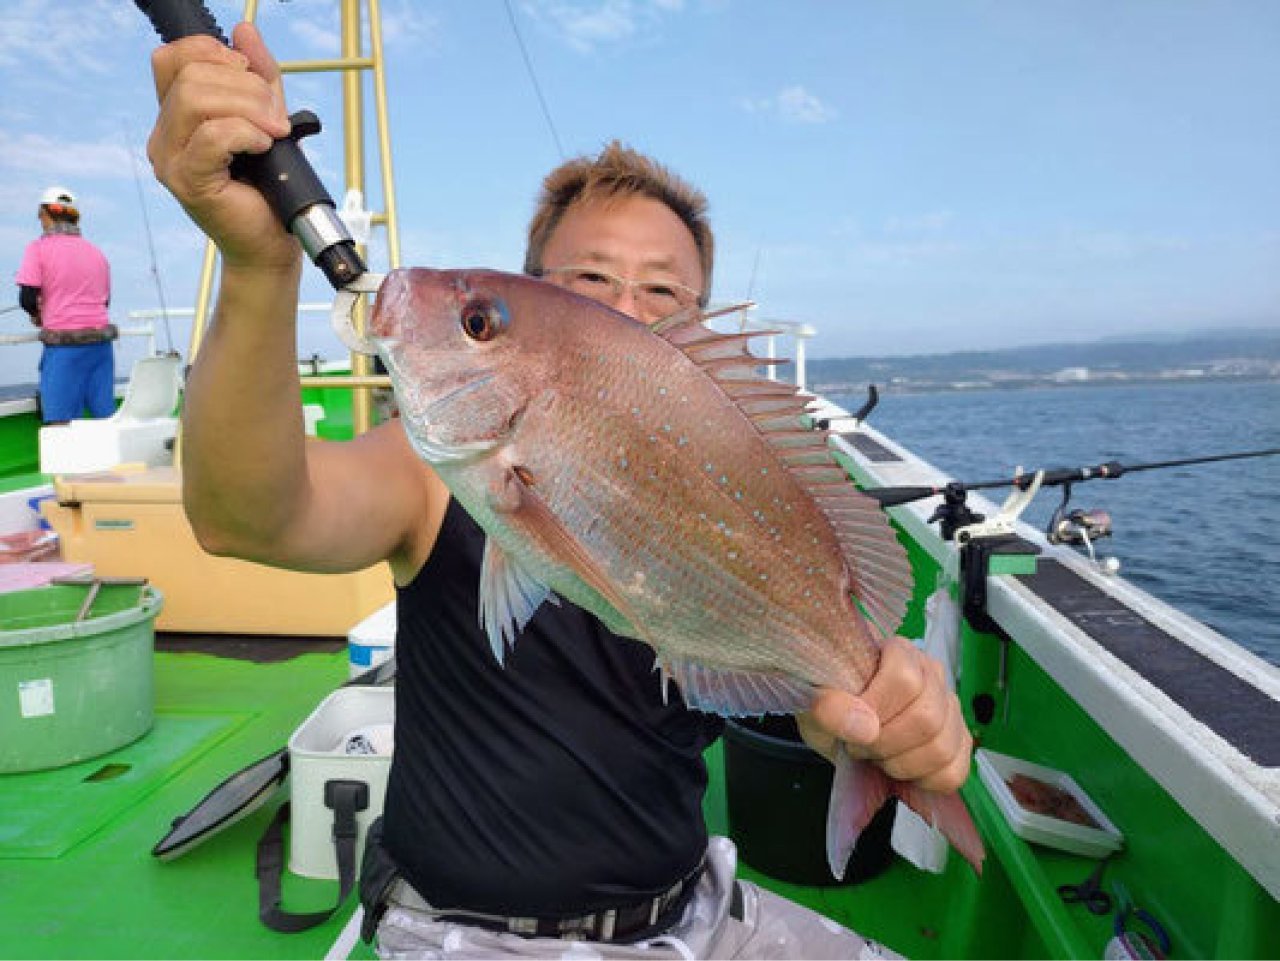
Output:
[123, 121, 175, 355]
[503, 0, 566, 159]
[863, 447, 1280, 508]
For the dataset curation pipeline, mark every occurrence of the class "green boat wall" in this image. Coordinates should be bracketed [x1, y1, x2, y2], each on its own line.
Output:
[812, 441, 1280, 959]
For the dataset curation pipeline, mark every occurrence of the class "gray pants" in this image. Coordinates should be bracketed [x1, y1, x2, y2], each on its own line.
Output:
[374, 836, 901, 960]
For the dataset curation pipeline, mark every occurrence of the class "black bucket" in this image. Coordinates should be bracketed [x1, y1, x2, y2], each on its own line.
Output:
[724, 715, 896, 886]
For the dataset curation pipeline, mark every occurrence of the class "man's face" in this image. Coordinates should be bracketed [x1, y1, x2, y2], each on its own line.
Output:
[538, 195, 704, 325]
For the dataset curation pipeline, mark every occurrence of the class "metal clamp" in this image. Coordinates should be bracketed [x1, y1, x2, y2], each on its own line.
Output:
[953, 469, 1044, 544]
[331, 271, 384, 356]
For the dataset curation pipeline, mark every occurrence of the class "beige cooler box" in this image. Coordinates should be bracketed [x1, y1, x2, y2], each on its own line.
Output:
[42, 466, 392, 635]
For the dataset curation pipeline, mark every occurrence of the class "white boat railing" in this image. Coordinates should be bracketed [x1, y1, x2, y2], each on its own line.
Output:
[2, 301, 337, 354]
[5, 303, 818, 397]
[709, 304, 817, 392]
[0, 316, 161, 354]
[122, 302, 336, 360]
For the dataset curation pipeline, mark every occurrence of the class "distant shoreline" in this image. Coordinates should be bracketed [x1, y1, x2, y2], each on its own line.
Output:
[809, 329, 1280, 397]
[817, 372, 1279, 397]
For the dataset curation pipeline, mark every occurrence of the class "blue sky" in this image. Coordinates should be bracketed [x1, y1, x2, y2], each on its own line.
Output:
[1, 0, 1278, 386]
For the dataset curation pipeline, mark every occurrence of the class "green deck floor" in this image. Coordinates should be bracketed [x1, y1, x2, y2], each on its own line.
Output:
[0, 641, 975, 960]
[8, 632, 1260, 959]
[0, 646, 372, 960]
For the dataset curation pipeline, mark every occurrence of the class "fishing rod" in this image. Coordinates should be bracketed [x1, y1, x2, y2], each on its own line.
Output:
[864, 445, 1280, 556]
[123, 121, 175, 355]
[863, 447, 1280, 509]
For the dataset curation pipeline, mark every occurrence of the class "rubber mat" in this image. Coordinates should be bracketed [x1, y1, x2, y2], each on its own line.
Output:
[0, 711, 244, 858]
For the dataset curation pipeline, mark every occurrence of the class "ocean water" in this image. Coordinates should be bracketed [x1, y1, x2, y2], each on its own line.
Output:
[830, 379, 1280, 668]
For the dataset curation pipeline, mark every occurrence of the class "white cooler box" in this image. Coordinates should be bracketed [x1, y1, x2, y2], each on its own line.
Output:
[348, 600, 397, 679]
[287, 686, 395, 880]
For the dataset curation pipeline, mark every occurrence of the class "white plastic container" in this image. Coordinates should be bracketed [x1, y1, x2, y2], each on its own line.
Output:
[976, 748, 1124, 858]
[347, 600, 396, 679]
[287, 686, 395, 879]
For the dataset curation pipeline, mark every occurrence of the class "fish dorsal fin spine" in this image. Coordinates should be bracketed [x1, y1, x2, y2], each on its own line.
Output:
[652, 311, 911, 639]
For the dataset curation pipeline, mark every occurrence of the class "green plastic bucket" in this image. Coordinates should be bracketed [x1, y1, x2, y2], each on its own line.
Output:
[0, 582, 163, 773]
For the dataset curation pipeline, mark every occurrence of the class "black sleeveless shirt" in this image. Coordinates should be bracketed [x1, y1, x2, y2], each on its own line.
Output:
[381, 499, 723, 917]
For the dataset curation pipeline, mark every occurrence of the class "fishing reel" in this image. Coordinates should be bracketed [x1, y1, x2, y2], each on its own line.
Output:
[1046, 483, 1120, 574]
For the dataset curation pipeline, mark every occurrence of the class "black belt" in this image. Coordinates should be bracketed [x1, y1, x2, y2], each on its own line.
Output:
[431, 861, 703, 943]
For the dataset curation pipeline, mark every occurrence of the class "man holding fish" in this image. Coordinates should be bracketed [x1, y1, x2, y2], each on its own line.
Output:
[147, 22, 974, 960]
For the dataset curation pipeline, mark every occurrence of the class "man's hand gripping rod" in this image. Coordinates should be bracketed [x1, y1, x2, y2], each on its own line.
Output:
[135, 0, 381, 355]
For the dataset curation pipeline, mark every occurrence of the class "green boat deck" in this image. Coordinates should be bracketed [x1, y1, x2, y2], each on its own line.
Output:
[6, 627, 1273, 959]
[0, 635, 960, 959]
[1, 641, 372, 959]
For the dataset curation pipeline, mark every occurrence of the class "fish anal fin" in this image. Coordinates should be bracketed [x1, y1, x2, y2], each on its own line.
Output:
[663, 653, 814, 716]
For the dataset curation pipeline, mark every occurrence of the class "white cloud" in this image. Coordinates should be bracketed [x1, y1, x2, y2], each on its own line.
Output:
[289, 17, 342, 55]
[536, 1, 636, 52]
[774, 85, 837, 124]
[265, 1, 439, 71]
[0, 0, 136, 77]
[1057, 227, 1191, 261]
[1, 133, 135, 180]
[885, 211, 955, 235]
[741, 85, 837, 124]
[378, 2, 442, 51]
[520, 0, 683, 54]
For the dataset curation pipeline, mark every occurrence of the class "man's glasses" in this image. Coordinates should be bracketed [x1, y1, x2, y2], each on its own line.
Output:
[537, 265, 701, 319]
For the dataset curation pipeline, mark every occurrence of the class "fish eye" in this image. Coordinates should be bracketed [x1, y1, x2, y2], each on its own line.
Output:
[460, 299, 509, 342]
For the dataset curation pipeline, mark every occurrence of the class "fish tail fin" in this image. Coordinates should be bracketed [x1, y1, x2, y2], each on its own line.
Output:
[825, 745, 894, 881]
[892, 777, 986, 876]
[826, 744, 985, 880]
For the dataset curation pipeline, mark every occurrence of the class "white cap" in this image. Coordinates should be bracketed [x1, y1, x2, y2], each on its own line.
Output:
[39, 186, 77, 207]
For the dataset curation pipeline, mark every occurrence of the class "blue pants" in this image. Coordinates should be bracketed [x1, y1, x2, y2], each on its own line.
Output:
[39, 342, 115, 423]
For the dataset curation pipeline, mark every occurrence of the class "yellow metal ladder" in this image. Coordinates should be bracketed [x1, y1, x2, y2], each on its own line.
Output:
[187, 0, 399, 436]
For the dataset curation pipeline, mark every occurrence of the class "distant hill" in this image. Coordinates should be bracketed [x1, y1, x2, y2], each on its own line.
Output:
[808, 329, 1280, 393]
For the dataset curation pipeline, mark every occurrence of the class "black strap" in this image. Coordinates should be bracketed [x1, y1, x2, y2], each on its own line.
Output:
[358, 816, 399, 943]
[257, 780, 369, 933]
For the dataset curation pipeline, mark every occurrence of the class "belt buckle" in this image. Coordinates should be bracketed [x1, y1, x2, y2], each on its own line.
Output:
[505, 868, 693, 943]
[596, 908, 618, 941]
[506, 916, 539, 937]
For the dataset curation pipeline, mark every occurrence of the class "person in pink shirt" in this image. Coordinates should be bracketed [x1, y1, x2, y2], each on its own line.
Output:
[16, 186, 116, 423]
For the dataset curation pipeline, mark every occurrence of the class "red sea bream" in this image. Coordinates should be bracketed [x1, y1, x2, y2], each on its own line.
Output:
[369, 267, 984, 875]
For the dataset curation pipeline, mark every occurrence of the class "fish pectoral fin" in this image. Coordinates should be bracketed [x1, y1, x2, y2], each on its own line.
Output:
[479, 537, 558, 665]
[662, 653, 814, 716]
[496, 467, 642, 638]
